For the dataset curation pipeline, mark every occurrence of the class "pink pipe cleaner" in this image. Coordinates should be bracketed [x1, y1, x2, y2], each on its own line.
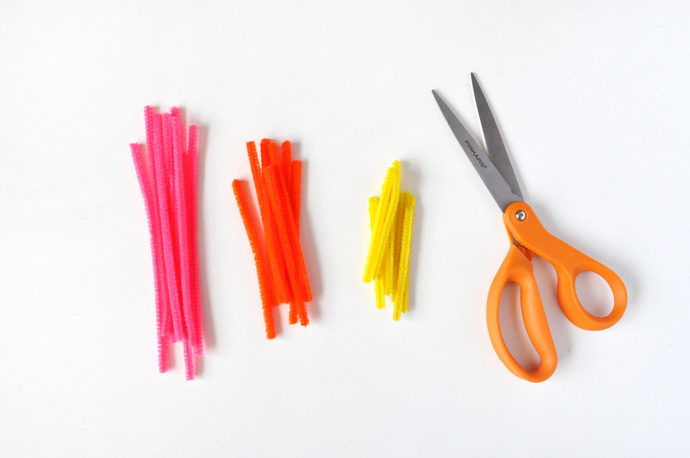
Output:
[144, 108, 169, 336]
[164, 114, 183, 295]
[187, 125, 203, 356]
[130, 143, 168, 373]
[163, 113, 183, 330]
[172, 116, 197, 356]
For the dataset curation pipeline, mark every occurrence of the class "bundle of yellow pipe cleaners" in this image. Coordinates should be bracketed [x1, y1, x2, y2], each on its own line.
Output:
[362, 161, 416, 320]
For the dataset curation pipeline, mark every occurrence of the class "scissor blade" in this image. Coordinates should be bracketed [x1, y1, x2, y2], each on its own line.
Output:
[471, 73, 523, 200]
[432, 89, 522, 212]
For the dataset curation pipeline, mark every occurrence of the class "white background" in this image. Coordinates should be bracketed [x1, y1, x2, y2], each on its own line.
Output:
[1, 1, 689, 457]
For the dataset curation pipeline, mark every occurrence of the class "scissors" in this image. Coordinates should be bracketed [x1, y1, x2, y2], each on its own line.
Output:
[433, 74, 627, 383]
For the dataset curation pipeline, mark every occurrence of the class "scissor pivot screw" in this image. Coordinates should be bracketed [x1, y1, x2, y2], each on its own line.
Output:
[515, 210, 526, 221]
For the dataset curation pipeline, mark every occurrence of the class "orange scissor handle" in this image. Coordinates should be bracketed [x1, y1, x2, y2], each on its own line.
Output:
[503, 202, 627, 331]
[487, 244, 558, 383]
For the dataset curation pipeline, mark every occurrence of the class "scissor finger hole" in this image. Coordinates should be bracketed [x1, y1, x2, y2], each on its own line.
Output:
[575, 271, 614, 317]
[499, 282, 540, 371]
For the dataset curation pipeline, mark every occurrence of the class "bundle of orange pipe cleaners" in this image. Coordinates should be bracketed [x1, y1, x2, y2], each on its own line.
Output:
[233, 139, 311, 338]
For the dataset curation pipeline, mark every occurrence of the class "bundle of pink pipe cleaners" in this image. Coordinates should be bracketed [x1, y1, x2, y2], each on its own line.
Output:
[130, 106, 203, 380]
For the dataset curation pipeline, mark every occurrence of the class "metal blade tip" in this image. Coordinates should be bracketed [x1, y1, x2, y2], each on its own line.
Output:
[431, 89, 445, 104]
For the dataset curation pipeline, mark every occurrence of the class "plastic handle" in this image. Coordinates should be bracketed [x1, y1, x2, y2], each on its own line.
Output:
[503, 202, 627, 331]
[487, 244, 558, 383]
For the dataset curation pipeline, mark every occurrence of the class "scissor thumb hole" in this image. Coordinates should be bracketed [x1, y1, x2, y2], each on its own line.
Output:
[574, 270, 614, 318]
[556, 260, 627, 330]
